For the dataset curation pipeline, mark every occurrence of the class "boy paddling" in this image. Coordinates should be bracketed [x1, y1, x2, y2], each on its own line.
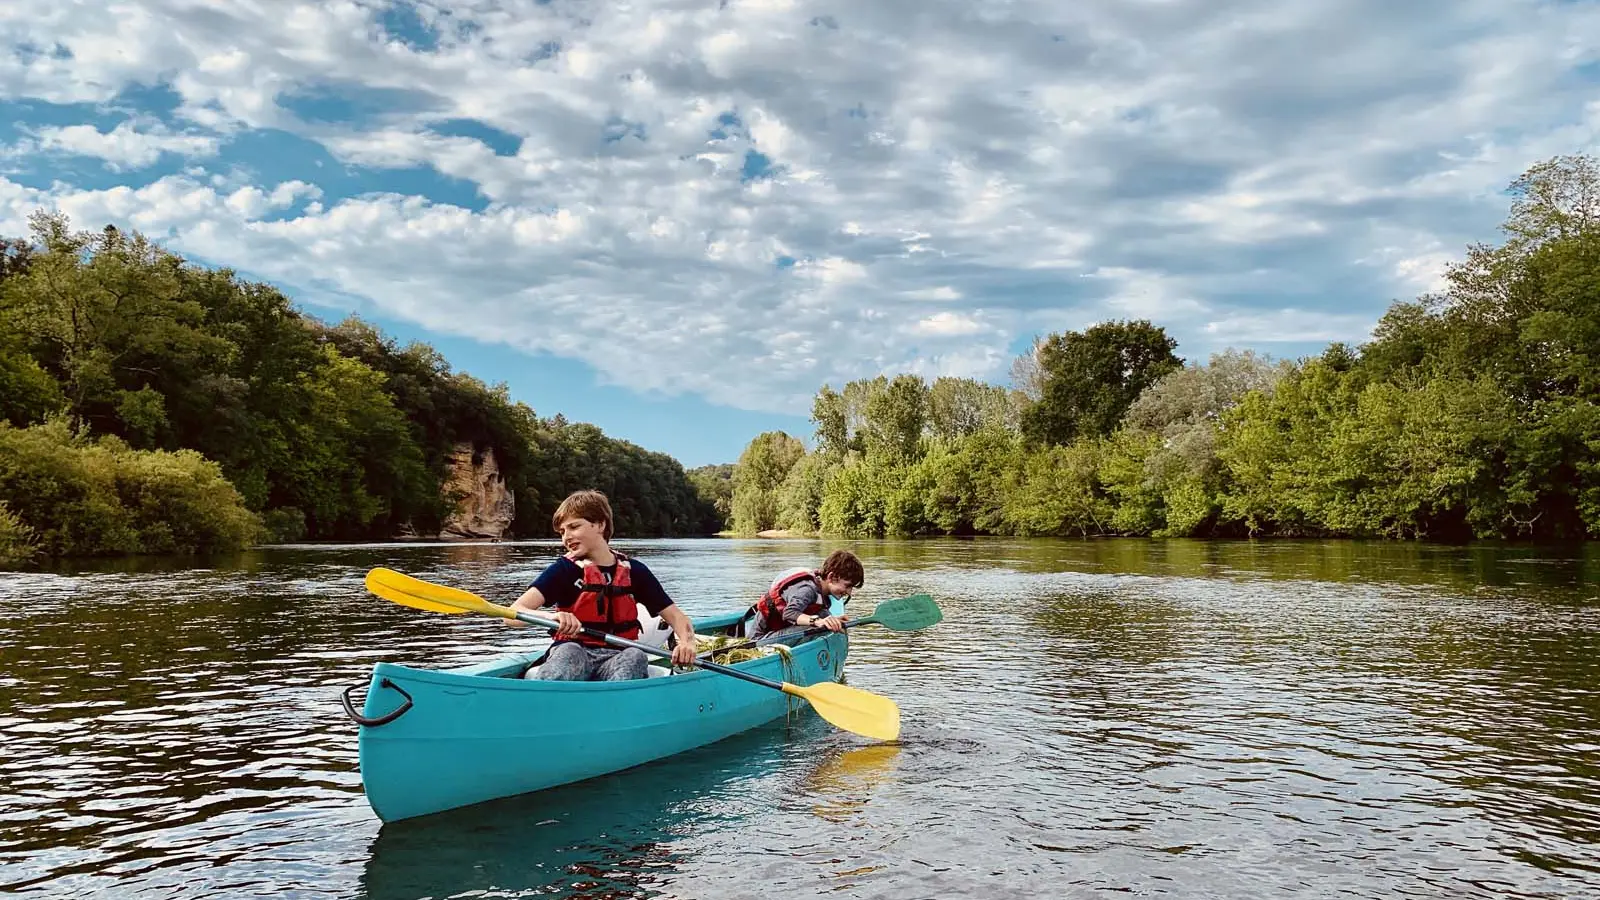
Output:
[746, 550, 864, 642]
[508, 490, 698, 680]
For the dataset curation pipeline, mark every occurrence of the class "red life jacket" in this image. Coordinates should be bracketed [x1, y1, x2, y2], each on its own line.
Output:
[554, 550, 641, 648]
[751, 567, 828, 634]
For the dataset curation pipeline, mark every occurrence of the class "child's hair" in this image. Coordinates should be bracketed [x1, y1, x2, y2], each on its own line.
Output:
[553, 489, 614, 540]
[820, 549, 864, 587]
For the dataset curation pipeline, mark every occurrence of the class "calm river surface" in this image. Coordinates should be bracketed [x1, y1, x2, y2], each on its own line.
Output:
[2, 538, 1598, 899]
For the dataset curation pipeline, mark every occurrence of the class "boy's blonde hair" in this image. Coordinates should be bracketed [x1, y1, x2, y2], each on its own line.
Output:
[553, 489, 614, 540]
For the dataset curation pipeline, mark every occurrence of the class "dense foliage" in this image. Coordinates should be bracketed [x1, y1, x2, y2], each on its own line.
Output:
[727, 154, 1600, 542]
[0, 212, 718, 560]
[0, 420, 261, 561]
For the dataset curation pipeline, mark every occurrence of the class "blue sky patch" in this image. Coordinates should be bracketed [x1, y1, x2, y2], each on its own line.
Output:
[378, 2, 442, 53]
[225, 128, 491, 213]
[741, 150, 776, 182]
[277, 82, 447, 127]
[427, 118, 522, 156]
[0, 82, 186, 142]
[709, 111, 744, 142]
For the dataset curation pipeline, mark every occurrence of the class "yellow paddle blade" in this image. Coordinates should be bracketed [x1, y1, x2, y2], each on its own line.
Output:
[364, 567, 516, 619]
[783, 680, 901, 742]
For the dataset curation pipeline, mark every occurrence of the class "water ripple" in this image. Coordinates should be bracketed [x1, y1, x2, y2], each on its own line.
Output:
[1, 539, 1598, 898]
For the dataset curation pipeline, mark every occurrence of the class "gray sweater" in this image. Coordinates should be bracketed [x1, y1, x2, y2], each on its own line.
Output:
[747, 579, 827, 640]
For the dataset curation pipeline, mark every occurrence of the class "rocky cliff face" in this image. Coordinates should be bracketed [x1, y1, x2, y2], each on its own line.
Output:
[439, 442, 515, 540]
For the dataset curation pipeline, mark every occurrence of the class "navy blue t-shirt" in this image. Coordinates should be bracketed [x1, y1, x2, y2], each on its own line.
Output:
[530, 556, 675, 616]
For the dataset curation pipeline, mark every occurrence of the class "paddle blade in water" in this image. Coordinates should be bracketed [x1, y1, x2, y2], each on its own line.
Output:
[364, 567, 512, 619]
[868, 593, 943, 632]
[784, 680, 901, 742]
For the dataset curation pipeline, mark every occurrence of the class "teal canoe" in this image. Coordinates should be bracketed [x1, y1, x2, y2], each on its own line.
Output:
[341, 606, 850, 823]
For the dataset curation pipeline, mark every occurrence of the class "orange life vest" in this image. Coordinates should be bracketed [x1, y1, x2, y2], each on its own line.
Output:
[554, 550, 642, 648]
[751, 567, 828, 635]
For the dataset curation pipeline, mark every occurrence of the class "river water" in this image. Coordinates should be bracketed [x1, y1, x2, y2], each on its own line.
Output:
[2, 538, 1598, 899]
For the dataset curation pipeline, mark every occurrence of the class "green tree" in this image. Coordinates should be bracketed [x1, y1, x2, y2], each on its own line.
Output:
[0, 420, 260, 559]
[3, 215, 231, 442]
[1022, 320, 1181, 445]
[918, 427, 1018, 535]
[729, 431, 806, 533]
[775, 452, 835, 533]
[274, 346, 430, 537]
[0, 343, 62, 427]
[862, 373, 928, 463]
[812, 385, 848, 457]
[687, 463, 734, 529]
[0, 500, 38, 567]
[1002, 442, 1113, 536]
[1095, 349, 1292, 537]
[927, 376, 1017, 442]
[817, 457, 891, 536]
[1502, 154, 1600, 252]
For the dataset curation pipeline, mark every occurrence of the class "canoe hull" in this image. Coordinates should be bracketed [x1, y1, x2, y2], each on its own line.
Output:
[352, 618, 849, 822]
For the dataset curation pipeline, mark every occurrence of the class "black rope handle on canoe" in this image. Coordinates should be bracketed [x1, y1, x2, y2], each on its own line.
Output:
[340, 677, 413, 727]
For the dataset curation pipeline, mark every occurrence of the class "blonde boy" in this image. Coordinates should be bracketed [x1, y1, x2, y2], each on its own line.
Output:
[509, 490, 697, 680]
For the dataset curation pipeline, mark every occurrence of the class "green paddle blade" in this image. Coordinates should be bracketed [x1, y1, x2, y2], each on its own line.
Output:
[862, 593, 942, 632]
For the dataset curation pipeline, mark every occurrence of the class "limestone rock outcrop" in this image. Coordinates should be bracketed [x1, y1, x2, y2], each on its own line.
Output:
[439, 442, 514, 540]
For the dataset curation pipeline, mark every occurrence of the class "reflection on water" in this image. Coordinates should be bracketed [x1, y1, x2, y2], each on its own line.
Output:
[1, 538, 1598, 898]
[803, 744, 904, 825]
[357, 726, 783, 900]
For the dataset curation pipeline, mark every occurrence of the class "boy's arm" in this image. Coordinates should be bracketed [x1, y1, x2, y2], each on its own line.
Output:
[780, 583, 811, 624]
[502, 584, 546, 628]
[784, 583, 844, 632]
[632, 561, 697, 666]
[782, 583, 830, 625]
[507, 583, 585, 637]
[658, 604, 698, 667]
[511, 584, 546, 610]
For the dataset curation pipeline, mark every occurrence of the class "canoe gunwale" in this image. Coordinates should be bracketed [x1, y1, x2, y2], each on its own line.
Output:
[366, 626, 843, 694]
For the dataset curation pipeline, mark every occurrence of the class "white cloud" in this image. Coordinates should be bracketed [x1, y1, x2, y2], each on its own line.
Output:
[2, 0, 1599, 411]
[903, 286, 963, 301]
[912, 312, 985, 337]
[1201, 309, 1377, 347]
[14, 122, 221, 171]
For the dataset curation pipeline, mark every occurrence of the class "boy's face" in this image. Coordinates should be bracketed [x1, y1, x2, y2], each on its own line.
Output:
[558, 516, 608, 557]
[821, 573, 859, 601]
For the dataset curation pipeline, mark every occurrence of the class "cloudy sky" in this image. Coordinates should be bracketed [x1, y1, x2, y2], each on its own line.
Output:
[3, 0, 1598, 466]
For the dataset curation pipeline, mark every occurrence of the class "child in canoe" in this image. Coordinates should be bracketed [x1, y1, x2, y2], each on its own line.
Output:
[745, 550, 864, 643]
[508, 489, 699, 681]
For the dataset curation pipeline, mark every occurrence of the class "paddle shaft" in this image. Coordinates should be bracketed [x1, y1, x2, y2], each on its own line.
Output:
[516, 610, 792, 692]
[706, 614, 875, 657]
